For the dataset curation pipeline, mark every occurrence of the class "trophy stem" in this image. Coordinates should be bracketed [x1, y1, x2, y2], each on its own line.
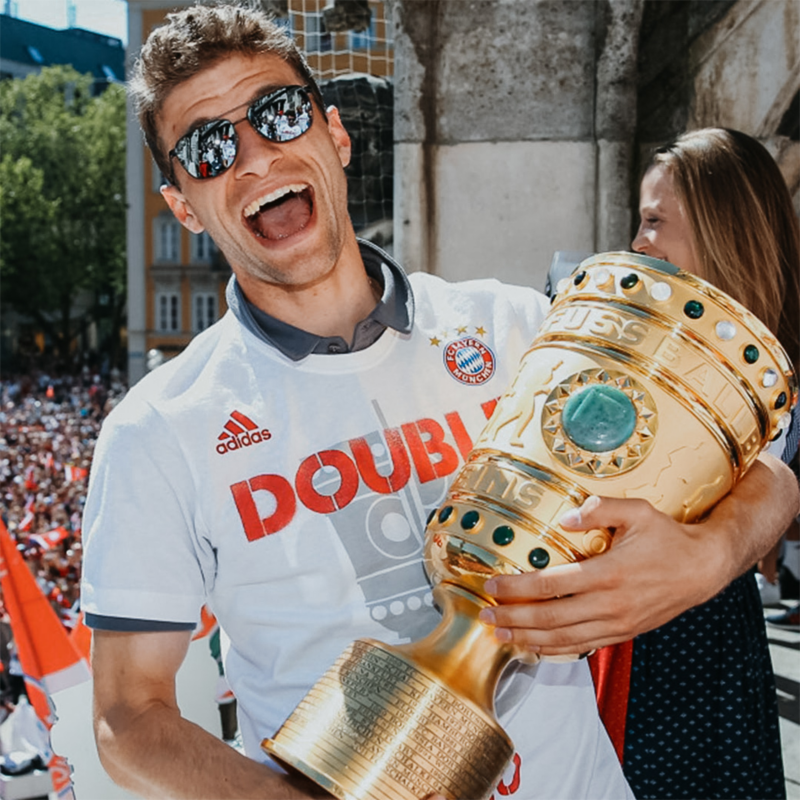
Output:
[393, 582, 515, 717]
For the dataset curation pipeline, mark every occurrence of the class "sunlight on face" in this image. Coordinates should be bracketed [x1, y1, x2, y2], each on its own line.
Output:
[632, 164, 701, 277]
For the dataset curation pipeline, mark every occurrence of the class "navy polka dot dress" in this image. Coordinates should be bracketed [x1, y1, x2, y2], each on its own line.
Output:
[623, 569, 785, 799]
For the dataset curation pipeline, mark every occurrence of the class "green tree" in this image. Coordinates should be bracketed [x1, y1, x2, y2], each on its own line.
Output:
[0, 65, 126, 370]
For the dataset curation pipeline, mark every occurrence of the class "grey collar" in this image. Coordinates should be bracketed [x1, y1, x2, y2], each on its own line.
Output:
[225, 239, 414, 361]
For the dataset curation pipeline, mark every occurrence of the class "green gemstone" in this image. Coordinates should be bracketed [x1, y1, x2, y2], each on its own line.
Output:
[744, 344, 759, 364]
[561, 384, 637, 453]
[461, 510, 480, 531]
[684, 300, 704, 319]
[573, 270, 587, 286]
[775, 392, 787, 409]
[529, 548, 550, 569]
[492, 526, 515, 546]
[438, 506, 454, 524]
[620, 273, 639, 290]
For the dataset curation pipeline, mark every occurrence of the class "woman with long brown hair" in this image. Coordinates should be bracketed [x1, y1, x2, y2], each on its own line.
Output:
[634, 127, 799, 372]
[626, 127, 799, 799]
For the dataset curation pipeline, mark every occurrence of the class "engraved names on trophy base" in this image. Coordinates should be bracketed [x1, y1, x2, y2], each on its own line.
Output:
[265, 639, 512, 800]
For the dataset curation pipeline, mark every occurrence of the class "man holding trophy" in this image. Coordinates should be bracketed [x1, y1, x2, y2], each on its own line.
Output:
[81, 5, 799, 800]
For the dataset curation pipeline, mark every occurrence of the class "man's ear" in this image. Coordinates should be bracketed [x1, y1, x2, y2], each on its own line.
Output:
[161, 184, 205, 234]
[325, 106, 351, 169]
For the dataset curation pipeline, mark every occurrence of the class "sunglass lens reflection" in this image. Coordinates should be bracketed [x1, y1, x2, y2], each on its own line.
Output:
[250, 88, 312, 143]
[176, 87, 313, 179]
[191, 120, 237, 179]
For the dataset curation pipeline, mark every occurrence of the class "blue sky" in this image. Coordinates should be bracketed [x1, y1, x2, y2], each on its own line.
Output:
[15, 0, 128, 44]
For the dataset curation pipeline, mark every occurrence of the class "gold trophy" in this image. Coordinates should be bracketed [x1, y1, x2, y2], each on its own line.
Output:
[263, 252, 797, 800]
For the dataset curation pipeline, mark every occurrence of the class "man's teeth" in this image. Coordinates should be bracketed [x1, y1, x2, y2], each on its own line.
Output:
[244, 184, 307, 218]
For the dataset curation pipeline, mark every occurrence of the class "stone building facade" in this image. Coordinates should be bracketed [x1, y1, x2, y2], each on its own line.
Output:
[392, 0, 799, 291]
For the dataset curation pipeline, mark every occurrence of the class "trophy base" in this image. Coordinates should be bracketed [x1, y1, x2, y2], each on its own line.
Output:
[263, 638, 513, 800]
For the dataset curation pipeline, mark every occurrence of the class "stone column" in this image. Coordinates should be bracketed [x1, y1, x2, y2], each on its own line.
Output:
[393, 0, 605, 290]
[594, 0, 644, 252]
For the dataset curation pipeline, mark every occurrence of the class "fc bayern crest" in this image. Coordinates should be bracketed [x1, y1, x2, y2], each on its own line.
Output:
[444, 337, 496, 385]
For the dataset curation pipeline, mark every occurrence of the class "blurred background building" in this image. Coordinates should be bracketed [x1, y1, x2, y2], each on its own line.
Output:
[0, 9, 124, 84]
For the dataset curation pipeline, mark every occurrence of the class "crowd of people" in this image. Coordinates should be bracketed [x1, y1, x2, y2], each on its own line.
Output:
[0, 367, 123, 765]
[0, 369, 126, 646]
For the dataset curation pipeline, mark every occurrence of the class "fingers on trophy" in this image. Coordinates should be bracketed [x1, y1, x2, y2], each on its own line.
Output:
[263, 252, 797, 800]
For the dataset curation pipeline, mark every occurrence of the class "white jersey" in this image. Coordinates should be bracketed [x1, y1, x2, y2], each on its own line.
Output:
[82, 270, 633, 800]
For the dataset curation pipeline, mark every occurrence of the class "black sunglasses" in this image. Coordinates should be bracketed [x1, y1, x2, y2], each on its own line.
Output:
[168, 85, 313, 180]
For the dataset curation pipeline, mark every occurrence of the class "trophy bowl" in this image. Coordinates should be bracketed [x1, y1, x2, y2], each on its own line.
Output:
[263, 252, 797, 800]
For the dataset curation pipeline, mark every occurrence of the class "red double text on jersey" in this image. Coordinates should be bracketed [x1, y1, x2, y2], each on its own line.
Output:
[229, 401, 500, 542]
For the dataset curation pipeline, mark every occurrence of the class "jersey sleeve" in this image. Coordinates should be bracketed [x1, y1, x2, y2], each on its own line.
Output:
[80, 395, 214, 628]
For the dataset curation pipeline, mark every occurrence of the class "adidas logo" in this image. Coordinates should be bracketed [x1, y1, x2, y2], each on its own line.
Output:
[216, 410, 272, 455]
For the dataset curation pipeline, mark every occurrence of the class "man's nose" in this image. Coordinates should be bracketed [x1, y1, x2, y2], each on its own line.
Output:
[233, 122, 283, 178]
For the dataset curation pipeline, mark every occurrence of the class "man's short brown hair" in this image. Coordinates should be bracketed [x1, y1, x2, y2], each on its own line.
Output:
[129, 2, 325, 184]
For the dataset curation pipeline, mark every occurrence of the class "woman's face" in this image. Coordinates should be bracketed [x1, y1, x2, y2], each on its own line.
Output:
[632, 164, 702, 276]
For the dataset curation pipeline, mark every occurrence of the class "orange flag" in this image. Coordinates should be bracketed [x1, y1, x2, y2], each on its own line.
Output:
[0, 518, 90, 797]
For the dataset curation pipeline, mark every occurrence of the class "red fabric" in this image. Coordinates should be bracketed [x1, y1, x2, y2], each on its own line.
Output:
[30, 525, 69, 551]
[589, 640, 634, 763]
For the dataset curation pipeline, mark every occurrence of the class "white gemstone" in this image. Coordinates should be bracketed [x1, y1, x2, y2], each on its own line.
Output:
[762, 369, 779, 388]
[715, 321, 737, 341]
[593, 268, 611, 286]
[777, 412, 792, 430]
[650, 282, 672, 301]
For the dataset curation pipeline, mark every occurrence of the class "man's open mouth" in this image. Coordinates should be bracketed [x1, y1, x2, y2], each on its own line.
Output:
[244, 184, 313, 240]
